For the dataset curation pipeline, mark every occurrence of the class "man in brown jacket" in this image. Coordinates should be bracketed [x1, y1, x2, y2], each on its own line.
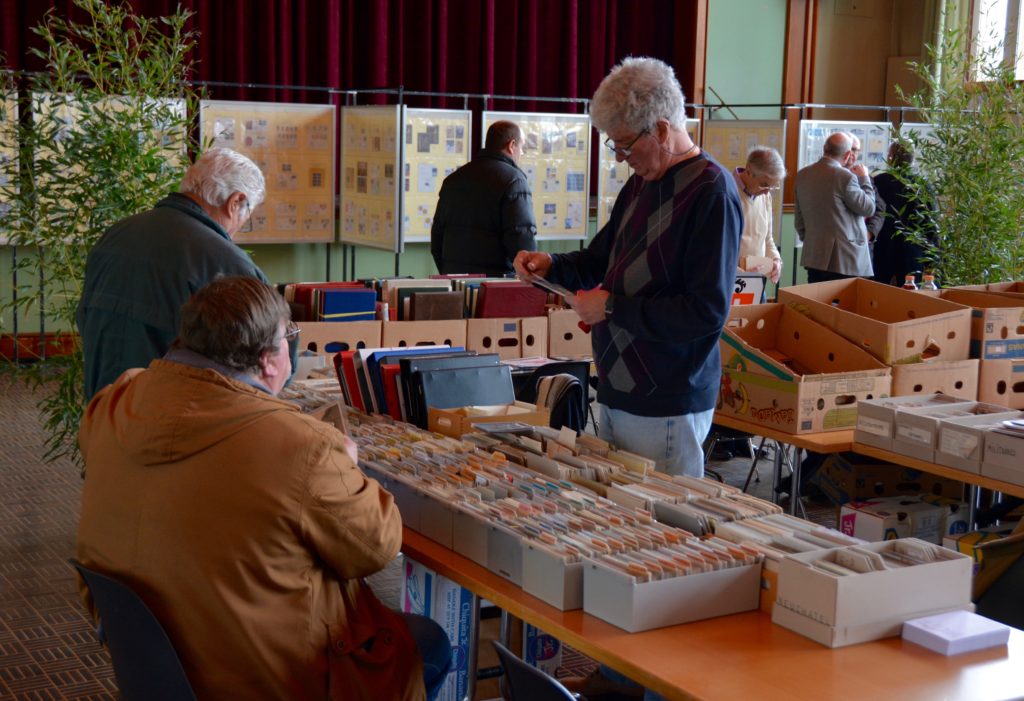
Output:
[76, 276, 450, 700]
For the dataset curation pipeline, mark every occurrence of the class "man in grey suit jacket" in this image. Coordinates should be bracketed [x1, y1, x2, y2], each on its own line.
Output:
[794, 132, 876, 282]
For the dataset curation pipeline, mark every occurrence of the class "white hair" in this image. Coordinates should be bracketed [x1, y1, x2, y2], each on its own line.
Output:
[591, 56, 687, 135]
[180, 147, 266, 208]
[746, 146, 787, 180]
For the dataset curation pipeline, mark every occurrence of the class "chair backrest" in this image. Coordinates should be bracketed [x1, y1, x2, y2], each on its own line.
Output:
[72, 560, 196, 701]
[519, 361, 589, 405]
[492, 640, 577, 701]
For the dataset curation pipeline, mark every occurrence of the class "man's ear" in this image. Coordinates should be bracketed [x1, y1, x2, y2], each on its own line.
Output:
[257, 349, 278, 381]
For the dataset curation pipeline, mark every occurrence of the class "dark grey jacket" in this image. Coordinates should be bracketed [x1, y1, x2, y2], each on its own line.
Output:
[77, 193, 268, 400]
[430, 149, 537, 276]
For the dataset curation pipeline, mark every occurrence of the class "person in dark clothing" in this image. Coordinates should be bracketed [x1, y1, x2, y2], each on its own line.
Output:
[871, 142, 938, 286]
[515, 57, 742, 480]
[430, 120, 537, 276]
[77, 147, 270, 400]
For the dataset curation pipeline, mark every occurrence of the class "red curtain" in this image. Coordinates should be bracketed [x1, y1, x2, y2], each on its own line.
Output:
[2, 0, 699, 109]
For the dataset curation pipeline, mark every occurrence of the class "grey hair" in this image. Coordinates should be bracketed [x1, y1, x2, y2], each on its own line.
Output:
[823, 132, 852, 158]
[746, 146, 787, 180]
[180, 147, 266, 208]
[591, 56, 687, 135]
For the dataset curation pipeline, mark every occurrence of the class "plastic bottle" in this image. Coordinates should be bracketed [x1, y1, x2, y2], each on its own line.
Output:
[921, 273, 939, 290]
[903, 274, 918, 290]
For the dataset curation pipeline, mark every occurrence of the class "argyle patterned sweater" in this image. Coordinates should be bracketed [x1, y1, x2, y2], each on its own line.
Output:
[549, 153, 741, 417]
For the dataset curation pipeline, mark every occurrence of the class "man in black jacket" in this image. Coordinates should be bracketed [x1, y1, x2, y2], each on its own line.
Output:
[431, 120, 537, 276]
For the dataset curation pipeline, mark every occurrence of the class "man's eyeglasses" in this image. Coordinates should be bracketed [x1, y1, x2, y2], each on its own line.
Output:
[283, 321, 300, 341]
[604, 129, 648, 157]
[239, 199, 253, 233]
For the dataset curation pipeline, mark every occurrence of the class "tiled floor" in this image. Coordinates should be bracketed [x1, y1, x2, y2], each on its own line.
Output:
[0, 378, 825, 699]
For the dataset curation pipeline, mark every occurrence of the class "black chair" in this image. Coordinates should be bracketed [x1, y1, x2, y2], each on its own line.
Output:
[72, 560, 196, 701]
[492, 640, 583, 701]
[516, 360, 595, 430]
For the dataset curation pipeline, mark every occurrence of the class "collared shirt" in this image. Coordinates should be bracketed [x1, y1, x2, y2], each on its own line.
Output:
[164, 347, 272, 395]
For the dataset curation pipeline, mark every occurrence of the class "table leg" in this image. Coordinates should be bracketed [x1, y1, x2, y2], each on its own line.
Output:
[968, 484, 980, 529]
[463, 593, 481, 701]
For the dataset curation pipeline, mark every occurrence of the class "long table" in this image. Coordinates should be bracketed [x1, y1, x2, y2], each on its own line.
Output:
[402, 527, 1024, 701]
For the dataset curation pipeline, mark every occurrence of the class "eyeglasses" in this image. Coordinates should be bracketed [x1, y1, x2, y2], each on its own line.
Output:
[283, 321, 300, 341]
[604, 129, 649, 157]
[239, 199, 253, 233]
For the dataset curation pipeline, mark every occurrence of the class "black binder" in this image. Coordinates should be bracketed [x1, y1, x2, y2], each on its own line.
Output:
[402, 353, 501, 428]
[417, 364, 515, 428]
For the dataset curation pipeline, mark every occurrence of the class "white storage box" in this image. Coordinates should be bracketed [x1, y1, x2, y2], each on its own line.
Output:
[522, 543, 584, 611]
[982, 427, 1024, 486]
[891, 401, 1011, 463]
[855, 394, 974, 451]
[934, 411, 1024, 473]
[772, 538, 973, 647]
[582, 558, 761, 633]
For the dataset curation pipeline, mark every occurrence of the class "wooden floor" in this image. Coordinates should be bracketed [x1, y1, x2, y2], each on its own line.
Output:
[0, 378, 833, 699]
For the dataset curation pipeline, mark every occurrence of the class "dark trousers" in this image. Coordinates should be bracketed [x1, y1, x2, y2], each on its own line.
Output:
[805, 268, 854, 284]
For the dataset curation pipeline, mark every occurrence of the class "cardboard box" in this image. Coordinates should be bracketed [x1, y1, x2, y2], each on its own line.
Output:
[772, 538, 973, 647]
[855, 394, 972, 451]
[890, 359, 979, 399]
[982, 427, 1024, 486]
[891, 401, 1011, 463]
[299, 320, 382, 354]
[381, 320, 467, 349]
[920, 495, 971, 541]
[839, 497, 946, 543]
[582, 558, 761, 632]
[427, 401, 550, 438]
[939, 289, 1024, 359]
[978, 358, 1024, 408]
[811, 452, 965, 507]
[401, 558, 475, 701]
[943, 522, 1024, 598]
[718, 304, 890, 434]
[466, 317, 547, 360]
[778, 278, 971, 364]
[934, 411, 1024, 473]
[547, 308, 592, 359]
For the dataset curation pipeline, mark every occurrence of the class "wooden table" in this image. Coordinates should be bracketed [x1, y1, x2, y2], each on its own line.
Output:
[402, 528, 1024, 701]
[854, 442, 1024, 501]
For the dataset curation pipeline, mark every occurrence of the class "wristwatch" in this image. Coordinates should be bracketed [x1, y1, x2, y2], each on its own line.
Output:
[604, 294, 615, 319]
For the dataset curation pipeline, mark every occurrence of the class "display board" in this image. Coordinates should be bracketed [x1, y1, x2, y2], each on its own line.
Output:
[0, 93, 17, 242]
[340, 105, 401, 252]
[798, 119, 892, 172]
[595, 118, 701, 231]
[201, 100, 335, 244]
[702, 119, 787, 251]
[482, 111, 590, 240]
[401, 107, 472, 245]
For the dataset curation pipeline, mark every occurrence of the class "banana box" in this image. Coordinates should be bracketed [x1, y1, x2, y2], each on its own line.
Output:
[718, 304, 891, 434]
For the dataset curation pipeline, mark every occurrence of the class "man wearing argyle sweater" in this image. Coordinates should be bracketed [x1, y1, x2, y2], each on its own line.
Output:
[515, 58, 741, 478]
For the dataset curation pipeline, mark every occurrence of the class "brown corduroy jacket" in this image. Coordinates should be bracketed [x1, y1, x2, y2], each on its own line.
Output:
[76, 360, 424, 700]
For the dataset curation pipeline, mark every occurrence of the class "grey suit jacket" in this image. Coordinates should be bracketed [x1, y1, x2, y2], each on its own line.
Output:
[794, 157, 876, 276]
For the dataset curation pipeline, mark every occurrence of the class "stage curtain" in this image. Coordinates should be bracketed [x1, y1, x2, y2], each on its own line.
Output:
[1, 0, 699, 108]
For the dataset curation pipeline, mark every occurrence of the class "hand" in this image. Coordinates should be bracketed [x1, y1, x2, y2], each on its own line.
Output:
[341, 435, 359, 465]
[770, 259, 782, 284]
[567, 285, 609, 326]
[513, 250, 552, 281]
[851, 164, 869, 179]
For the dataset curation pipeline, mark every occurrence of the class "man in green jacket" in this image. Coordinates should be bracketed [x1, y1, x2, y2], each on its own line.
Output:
[77, 147, 268, 400]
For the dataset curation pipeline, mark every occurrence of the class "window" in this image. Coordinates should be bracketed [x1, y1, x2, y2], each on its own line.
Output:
[973, 0, 1023, 80]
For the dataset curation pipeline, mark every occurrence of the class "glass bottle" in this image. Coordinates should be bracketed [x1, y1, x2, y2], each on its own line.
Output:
[921, 273, 939, 290]
[903, 274, 918, 290]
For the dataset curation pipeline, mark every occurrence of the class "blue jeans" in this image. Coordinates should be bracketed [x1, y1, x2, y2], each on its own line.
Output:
[597, 405, 714, 477]
[401, 612, 452, 701]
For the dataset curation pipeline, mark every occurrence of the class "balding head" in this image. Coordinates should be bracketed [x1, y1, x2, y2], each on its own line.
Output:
[823, 132, 852, 159]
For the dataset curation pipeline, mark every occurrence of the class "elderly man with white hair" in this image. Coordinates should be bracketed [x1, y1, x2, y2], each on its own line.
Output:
[734, 146, 786, 284]
[77, 147, 270, 399]
[515, 56, 742, 480]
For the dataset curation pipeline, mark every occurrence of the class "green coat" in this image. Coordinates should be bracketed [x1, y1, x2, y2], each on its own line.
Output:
[76, 192, 268, 399]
